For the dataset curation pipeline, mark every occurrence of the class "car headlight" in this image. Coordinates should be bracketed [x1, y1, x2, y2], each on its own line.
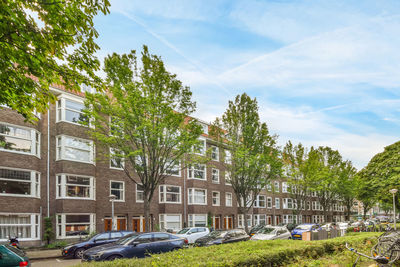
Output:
[64, 245, 73, 250]
[94, 251, 105, 258]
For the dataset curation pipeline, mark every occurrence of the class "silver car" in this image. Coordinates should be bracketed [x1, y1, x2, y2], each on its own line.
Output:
[250, 226, 291, 240]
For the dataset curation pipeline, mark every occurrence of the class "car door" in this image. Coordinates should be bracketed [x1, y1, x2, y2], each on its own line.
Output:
[195, 228, 207, 242]
[152, 233, 172, 253]
[186, 228, 198, 243]
[126, 233, 153, 258]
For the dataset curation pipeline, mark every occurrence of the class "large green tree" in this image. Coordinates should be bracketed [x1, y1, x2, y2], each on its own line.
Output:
[83, 46, 203, 231]
[336, 160, 357, 220]
[0, 0, 110, 121]
[211, 93, 281, 233]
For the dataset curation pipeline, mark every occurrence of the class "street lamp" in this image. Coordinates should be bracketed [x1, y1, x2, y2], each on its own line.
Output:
[109, 194, 117, 231]
[389, 189, 398, 230]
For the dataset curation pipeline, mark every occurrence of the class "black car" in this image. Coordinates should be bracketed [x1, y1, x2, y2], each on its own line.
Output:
[62, 230, 133, 259]
[82, 232, 188, 262]
[194, 229, 249, 247]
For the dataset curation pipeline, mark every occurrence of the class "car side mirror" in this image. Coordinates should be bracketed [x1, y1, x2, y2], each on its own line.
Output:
[131, 241, 139, 247]
[187, 232, 192, 235]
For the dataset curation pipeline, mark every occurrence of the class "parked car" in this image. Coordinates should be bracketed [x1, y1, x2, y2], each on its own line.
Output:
[291, 223, 321, 240]
[321, 223, 337, 231]
[249, 224, 265, 236]
[251, 226, 291, 240]
[194, 229, 249, 247]
[0, 244, 30, 267]
[82, 232, 187, 262]
[175, 227, 210, 244]
[62, 230, 133, 259]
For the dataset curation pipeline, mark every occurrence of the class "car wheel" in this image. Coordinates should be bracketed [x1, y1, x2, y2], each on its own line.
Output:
[74, 248, 85, 259]
[107, 255, 122, 261]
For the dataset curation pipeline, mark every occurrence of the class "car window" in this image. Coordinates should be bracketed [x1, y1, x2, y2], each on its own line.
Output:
[110, 232, 122, 239]
[177, 228, 190, 234]
[153, 233, 170, 241]
[189, 228, 198, 233]
[135, 234, 153, 243]
[94, 233, 110, 241]
[197, 228, 206, 232]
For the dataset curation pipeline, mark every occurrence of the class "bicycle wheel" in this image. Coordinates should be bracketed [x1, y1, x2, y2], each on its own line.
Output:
[372, 240, 400, 263]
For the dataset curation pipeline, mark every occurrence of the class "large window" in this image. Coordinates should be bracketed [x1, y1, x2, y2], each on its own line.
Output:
[136, 184, 144, 203]
[110, 181, 124, 202]
[57, 97, 88, 125]
[188, 214, 207, 227]
[0, 214, 40, 241]
[57, 174, 95, 200]
[211, 146, 219, 161]
[253, 214, 267, 226]
[226, 192, 233, 207]
[254, 195, 266, 208]
[0, 168, 40, 198]
[211, 168, 219, 183]
[164, 160, 181, 177]
[224, 150, 231, 164]
[159, 185, 181, 204]
[56, 135, 94, 163]
[56, 214, 95, 239]
[212, 191, 220, 206]
[188, 164, 206, 180]
[110, 148, 124, 169]
[159, 214, 181, 231]
[188, 188, 207, 205]
[193, 137, 206, 155]
[0, 123, 40, 157]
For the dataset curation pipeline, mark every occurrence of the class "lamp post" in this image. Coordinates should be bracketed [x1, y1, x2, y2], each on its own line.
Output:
[109, 194, 117, 231]
[389, 189, 398, 230]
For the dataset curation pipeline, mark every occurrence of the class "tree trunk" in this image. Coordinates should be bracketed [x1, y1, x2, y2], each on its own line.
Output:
[363, 206, 368, 220]
[346, 202, 352, 221]
[144, 196, 150, 233]
[243, 209, 249, 234]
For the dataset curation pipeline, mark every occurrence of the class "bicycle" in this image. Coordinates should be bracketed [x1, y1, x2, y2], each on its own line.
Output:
[346, 243, 389, 267]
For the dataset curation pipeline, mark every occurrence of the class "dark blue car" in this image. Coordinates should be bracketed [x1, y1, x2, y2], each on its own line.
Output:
[62, 230, 133, 259]
[291, 223, 321, 240]
[82, 232, 188, 261]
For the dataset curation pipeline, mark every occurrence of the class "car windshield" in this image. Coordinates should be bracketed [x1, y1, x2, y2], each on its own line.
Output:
[209, 231, 227, 238]
[257, 227, 276, 234]
[115, 234, 139, 245]
[295, 225, 312, 230]
[177, 228, 190, 234]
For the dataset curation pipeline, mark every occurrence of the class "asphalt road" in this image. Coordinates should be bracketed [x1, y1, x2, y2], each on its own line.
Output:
[31, 258, 82, 267]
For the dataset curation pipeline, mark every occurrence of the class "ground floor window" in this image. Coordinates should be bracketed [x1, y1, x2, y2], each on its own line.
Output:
[56, 214, 95, 239]
[312, 215, 325, 224]
[159, 214, 181, 231]
[0, 214, 40, 240]
[238, 214, 252, 228]
[253, 214, 267, 225]
[188, 214, 207, 227]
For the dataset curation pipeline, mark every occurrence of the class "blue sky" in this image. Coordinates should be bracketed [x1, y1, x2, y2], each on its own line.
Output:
[93, 0, 400, 169]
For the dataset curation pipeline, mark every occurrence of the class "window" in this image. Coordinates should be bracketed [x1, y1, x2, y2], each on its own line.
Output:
[159, 185, 181, 204]
[0, 214, 40, 241]
[136, 184, 144, 202]
[225, 192, 233, 207]
[110, 148, 124, 169]
[193, 137, 206, 155]
[159, 214, 181, 231]
[211, 168, 219, 183]
[0, 123, 40, 157]
[253, 214, 267, 226]
[57, 174, 95, 200]
[211, 146, 219, 161]
[275, 198, 280, 209]
[307, 201, 311, 210]
[224, 150, 231, 164]
[110, 181, 124, 202]
[266, 182, 272, 191]
[188, 214, 207, 227]
[274, 181, 280, 192]
[188, 164, 206, 180]
[200, 123, 208, 135]
[56, 135, 94, 163]
[267, 197, 272, 208]
[254, 195, 266, 208]
[188, 188, 207, 205]
[0, 168, 40, 198]
[212, 191, 220, 206]
[164, 160, 181, 177]
[56, 97, 88, 125]
[153, 233, 170, 241]
[225, 171, 231, 185]
[282, 182, 288, 193]
[56, 214, 95, 239]
[238, 214, 252, 228]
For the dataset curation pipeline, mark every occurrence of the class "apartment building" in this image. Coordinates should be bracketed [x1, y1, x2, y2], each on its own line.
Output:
[0, 86, 346, 246]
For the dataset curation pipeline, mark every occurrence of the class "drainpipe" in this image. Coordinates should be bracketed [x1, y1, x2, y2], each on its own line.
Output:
[183, 161, 187, 228]
[47, 104, 50, 217]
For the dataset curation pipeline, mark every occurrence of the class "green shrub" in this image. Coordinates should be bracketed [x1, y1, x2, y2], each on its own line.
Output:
[77, 232, 380, 267]
[43, 217, 54, 245]
[346, 226, 355, 233]
[46, 241, 68, 249]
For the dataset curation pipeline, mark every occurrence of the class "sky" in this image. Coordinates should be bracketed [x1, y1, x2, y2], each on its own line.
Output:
[92, 0, 400, 169]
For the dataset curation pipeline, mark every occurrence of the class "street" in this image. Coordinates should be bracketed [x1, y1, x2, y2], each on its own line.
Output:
[31, 258, 81, 267]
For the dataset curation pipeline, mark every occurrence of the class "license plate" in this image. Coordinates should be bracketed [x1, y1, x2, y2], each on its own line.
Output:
[294, 235, 301, 237]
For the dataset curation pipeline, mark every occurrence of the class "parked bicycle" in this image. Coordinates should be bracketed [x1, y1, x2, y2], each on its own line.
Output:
[346, 243, 389, 267]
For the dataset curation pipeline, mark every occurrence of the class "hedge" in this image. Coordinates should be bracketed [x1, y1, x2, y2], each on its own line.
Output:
[78, 232, 379, 267]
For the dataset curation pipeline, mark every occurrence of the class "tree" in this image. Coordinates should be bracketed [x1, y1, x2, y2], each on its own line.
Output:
[336, 160, 357, 220]
[43, 217, 54, 245]
[83, 46, 203, 232]
[0, 0, 110, 122]
[282, 141, 309, 223]
[210, 93, 281, 234]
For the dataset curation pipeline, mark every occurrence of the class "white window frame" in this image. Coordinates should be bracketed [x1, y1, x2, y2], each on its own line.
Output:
[211, 168, 220, 184]
[56, 95, 88, 126]
[225, 192, 233, 207]
[188, 188, 207, 205]
[187, 164, 206, 180]
[212, 191, 220, 206]
[274, 181, 280, 192]
[275, 198, 280, 209]
[282, 182, 288, 193]
[224, 150, 231, 164]
[225, 171, 232, 185]
[254, 195, 266, 208]
[193, 137, 206, 155]
[56, 135, 94, 164]
[188, 214, 207, 227]
[253, 214, 267, 226]
[164, 160, 181, 177]
[136, 183, 144, 203]
[211, 146, 219, 161]
[267, 197, 272, 209]
[110, 148, 124, 170]
[57, 174, 95, 200]
[110, 180, 125, 202]
[0, 213, 40, 241]
[159, 214, 181, 231]
[0, 123, 40, 157]
[238, 214, 252, 228]
[159, 185, 181, 204]
[56, 213, 95, 239]
[0, 167, 40, 198]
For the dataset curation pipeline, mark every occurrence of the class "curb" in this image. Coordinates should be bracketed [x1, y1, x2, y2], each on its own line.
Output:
[29, 255, 63, 261]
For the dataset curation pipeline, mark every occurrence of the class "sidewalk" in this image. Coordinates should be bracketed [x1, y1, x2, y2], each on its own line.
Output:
[26, 249, 62, 260]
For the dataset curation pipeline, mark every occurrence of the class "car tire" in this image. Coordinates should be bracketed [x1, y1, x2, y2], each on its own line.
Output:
[74, 248, 85, 259]
[107, 255, 122, 261]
